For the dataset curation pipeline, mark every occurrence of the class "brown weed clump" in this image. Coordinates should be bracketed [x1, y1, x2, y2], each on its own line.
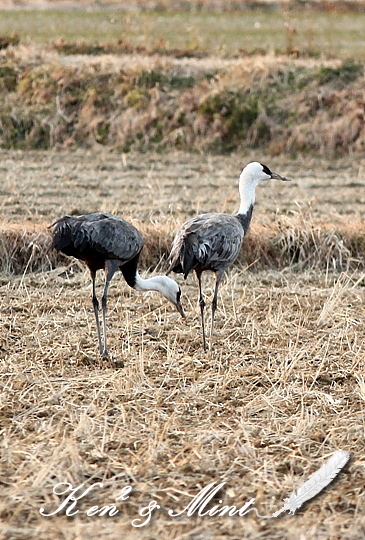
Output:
[1, 217, 365, 276]
[0, 223, 57, 275]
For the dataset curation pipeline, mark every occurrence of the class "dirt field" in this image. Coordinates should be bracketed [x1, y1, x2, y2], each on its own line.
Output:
[1, 150, 365, 539]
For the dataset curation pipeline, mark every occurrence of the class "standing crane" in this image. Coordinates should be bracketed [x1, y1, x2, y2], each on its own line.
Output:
[167, 162, 290, 351]
[51, 213, 185, 361]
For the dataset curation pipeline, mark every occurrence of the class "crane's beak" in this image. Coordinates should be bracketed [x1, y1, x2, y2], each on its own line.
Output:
[175, 300, 186, 319]
[270, 171, 291, 182]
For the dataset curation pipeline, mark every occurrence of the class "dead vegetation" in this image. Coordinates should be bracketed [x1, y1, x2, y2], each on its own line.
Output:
[1, 264, 365, 539]
[0, 45, 363, 155]
[1, 216, 365, 276]
[0, 3, 364, 534]
[0, 150, 365, 538]
[0, 150, 364, 276]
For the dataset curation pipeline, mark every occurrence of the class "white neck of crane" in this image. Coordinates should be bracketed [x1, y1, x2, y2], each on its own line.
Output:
[134, 272, 166, 294]
[237, 175, 257, 215]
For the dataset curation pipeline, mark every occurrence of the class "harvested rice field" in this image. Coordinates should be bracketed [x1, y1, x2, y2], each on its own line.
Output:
[1, 149, 365, 539]
[1, 1, 365, 537]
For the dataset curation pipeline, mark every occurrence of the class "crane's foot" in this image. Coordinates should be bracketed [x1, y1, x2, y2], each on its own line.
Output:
[100, 350, 124, 369]
[101, 349, 113, 367]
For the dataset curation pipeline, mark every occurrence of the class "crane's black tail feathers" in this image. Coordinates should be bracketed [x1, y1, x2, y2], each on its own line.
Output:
[50, 216, 73, 252]
[166, 241, 195, 279]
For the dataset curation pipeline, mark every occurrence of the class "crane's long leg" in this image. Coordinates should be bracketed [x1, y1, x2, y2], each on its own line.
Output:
[101, 260, 119, 360]
[91, 269, 103, 356]
[196, 270, 207, 352]
[209, 270, 224, 351]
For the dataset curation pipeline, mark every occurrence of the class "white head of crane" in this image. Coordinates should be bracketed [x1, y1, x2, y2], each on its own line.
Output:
[238, 161, 291, 215]
[134, 273, 185, 318]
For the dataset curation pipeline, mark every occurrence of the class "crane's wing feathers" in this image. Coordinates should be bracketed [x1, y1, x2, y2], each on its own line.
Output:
[168, 213, 244, 277]
[52, 213, 144, 262]
[83, 218, 143, 260]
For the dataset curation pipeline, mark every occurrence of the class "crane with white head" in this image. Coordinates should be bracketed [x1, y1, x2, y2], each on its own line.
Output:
[167, 162, 290, 351]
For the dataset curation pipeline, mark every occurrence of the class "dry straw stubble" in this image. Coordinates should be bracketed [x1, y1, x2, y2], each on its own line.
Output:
[1, 150, 365, 538]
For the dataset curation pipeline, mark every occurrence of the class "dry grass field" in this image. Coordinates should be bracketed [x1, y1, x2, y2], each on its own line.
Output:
[1, 8, 365, 59]
[0, 2, 365, 538]
[1, 149, 365, 539]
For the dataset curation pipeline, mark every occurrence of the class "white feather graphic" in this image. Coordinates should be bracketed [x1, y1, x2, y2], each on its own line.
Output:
[272, 450, 350, 517]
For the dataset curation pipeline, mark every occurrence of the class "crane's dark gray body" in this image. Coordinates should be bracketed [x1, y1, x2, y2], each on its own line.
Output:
[167, 206, 254, 352]
[167, 161, 290, 351]
[51, 212, 184, 361]
[167, 209, 253, 278]
[52, 213, 144, 287]
[51, 212, 144, 360]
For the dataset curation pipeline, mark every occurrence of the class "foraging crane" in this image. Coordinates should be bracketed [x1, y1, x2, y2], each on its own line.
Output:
[51, 213, 185, 360]
[167, 162, 290, 351]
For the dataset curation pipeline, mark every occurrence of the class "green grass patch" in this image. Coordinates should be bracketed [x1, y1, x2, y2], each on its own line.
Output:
[199, 90, 261, 151]
[136, 70, 196, 90]
[317, 60, 363, 86]
[0, 9, 365, 59]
